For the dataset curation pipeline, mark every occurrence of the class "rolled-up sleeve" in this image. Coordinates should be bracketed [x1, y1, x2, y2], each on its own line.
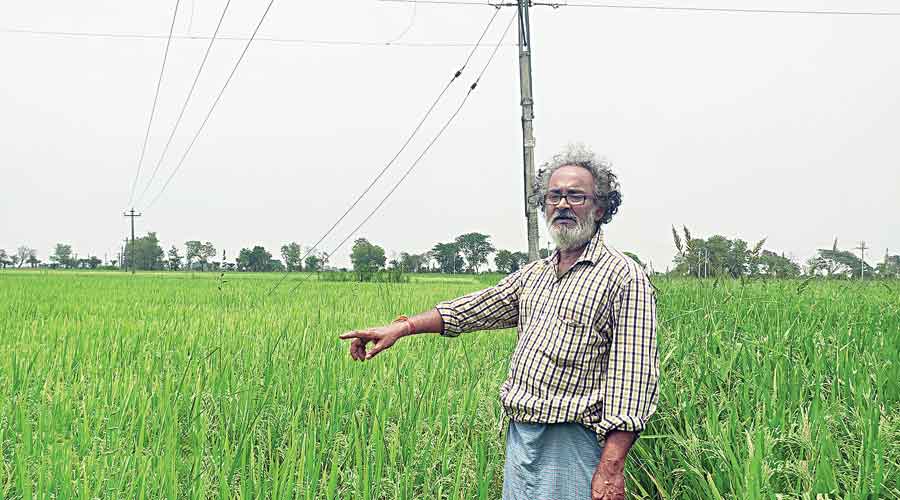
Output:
[596, 272, 659, 438]
[434, 269, 524, 337]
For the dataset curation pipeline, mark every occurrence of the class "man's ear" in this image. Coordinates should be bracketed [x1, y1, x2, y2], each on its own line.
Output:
[595, 207, 605, 221]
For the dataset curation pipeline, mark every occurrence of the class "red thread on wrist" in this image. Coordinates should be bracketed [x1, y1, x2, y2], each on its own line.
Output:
[394, 315, 416, 335]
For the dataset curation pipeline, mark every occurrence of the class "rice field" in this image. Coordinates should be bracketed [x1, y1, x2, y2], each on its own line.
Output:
[1, 270, 898, 499]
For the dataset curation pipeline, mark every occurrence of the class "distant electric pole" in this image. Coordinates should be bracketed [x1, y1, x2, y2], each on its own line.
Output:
[123, 209, 142, 274]
[122, 238, 129, 271]
[854, 240, 868, 279]
[517, 0, 540, 262]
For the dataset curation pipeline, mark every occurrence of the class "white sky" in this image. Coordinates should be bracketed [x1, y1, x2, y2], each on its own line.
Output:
[1, 0, 898, 270]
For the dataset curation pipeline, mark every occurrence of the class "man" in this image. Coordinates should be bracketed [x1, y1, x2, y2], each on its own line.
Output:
[340, 144, 659, 500]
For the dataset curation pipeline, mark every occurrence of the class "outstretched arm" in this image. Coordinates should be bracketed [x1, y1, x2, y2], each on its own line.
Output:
[339, 308, 443, 361]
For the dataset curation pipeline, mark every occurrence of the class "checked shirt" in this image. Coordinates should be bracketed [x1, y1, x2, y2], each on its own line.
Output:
[435, 230, 659, 441]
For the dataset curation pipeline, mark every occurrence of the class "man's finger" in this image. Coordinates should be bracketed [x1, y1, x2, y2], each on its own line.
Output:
[338, 330, 375, 340]
[365, 342, 389, 360]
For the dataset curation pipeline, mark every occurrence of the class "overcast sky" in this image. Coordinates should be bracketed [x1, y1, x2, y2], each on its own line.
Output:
[1, 0, 898, 270]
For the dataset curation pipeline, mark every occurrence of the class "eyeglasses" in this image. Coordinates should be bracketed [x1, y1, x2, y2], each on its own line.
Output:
[544, 192, 594, 206]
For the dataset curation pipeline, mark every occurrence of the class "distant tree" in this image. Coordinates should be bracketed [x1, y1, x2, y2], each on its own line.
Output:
[305, 254, 323, 272]
[0, 249, 9, 268]
[455, 232, 495, 273]
[87, 256, 102, 269]
[495, 249, 514, 273]
[399, 252, 423, 273]
[51, 243, 74, 268]
[124, 233, 164, 270]
[185, 241, 202, 269]
[757, 250, 801, 278]
[512, 252, 529, 270]
[16, 246, 36, 269]
[237, 245, 273, 272]
[431, 242, 462, 274]
[875, 254, 900, 279]
[539, 248, 550, 259]
[810, 248, 872, 279]
[351, 238, 386, 273]
[281, 242, 303, 272]
[167, 246, 182, 271]
[270, 259, 286, 272]
[199, 242, 216, 271]
[27, 254, 40, 268]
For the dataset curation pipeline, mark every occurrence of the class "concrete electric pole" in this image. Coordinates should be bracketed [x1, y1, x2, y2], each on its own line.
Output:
[517, 0, 540, 262]
[123, 209, 142, 274]
[854, 240, 868, 279]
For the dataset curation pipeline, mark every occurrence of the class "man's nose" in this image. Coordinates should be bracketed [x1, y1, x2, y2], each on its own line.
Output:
[557, 196, 572, 209]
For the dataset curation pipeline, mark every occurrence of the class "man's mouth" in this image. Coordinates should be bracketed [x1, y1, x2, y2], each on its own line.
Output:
[553, 216, 576, 224]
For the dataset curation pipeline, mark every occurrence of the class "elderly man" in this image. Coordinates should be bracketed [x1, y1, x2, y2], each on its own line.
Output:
[340, 145, 659, 500]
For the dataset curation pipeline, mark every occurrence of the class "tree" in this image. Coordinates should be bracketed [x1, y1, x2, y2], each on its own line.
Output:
[455, 232, 495, 273]
[167, 246, 182, 271]
[495, 249, 514, 274]
[757, 250, 801, 278]
[281, 242, 303, 272]
[809, 248, 872, 279]
[27, 254, 40, 268]
[237, 246, 273, 272]
[16, 246, 36, 269]
[305, 254, 323, 272]
[124, 233, 164, 270]
[0, 249, 9, 268]
[350, 238, 386, 273]
[184, 241, 202, 269]
[431, 242, 462, 274]
[198, 242, 216, 271]
[51, 243, 74, 268]
[875, 254, 900, 279]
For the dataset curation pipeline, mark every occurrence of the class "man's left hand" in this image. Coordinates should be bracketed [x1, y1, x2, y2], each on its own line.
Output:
[590, 459, 626, 500]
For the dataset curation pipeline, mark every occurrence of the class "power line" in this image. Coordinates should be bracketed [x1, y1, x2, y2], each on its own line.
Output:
[143, 0, 277, 210]
[133, 0, 234, 208]
[127, 0, 181, 209]
[0, 27, 516, 47]
[385, 0, 418, 44]
[264, 7, 503, 296]
[285, 11, 517, 296]
[379, 0, 900, 16]
[538, 2, 900, 16]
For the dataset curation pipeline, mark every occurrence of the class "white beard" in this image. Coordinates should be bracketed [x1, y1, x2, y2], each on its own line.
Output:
[546, 209, 598, 251]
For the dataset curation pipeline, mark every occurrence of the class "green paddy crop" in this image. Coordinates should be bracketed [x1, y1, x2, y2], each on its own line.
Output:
[0, 271, 897, 498]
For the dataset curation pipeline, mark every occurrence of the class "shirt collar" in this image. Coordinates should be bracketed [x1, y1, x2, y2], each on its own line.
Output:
[546, 228, 606, 268]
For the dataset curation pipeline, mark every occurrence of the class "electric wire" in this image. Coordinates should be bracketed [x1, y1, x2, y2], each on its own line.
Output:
[283, 11, 516, 297]
[386, 0, 418, 44]
[378, 0, 900, 15]
[127, 0, 181, 209]
[0, 28, 516, 47]
[143, 0, 277, 210]
[264, 7, 502, 296]
[133, 0, 233, 208]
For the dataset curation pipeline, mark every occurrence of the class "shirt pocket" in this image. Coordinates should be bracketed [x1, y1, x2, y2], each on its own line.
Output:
[548, 315, 597, 367]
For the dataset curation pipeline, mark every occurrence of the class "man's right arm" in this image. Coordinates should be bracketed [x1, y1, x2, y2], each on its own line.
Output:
[339, 266, 529, 360]
[339, 308, 444, 361]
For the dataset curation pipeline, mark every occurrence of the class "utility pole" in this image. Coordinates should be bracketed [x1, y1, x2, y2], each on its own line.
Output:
[122, 238, 129, 271]
[517, 0, 540, 262]
[854, 240, 868, 279]
[123, 209, 142, 274]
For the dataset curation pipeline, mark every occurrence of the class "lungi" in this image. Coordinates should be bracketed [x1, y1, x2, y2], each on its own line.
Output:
[502, 421, 604, 500]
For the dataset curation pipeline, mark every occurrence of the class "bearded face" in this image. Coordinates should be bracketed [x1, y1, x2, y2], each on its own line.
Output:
[546, 204, 597, 251]
[542, 166, 605, 252]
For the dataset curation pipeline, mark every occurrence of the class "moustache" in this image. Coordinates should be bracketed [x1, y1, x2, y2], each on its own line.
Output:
[552, 209, 578, 222]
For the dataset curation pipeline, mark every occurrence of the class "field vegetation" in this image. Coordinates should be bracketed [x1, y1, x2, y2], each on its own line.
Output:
[1, 270, 897, 498]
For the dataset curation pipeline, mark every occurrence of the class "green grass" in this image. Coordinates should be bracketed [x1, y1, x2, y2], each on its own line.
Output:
[0, 270, 897, 499]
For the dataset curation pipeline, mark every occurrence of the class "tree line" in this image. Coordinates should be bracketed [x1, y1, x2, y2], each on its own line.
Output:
[670, 226, 900, 279]
[3, 227, 898, 278]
